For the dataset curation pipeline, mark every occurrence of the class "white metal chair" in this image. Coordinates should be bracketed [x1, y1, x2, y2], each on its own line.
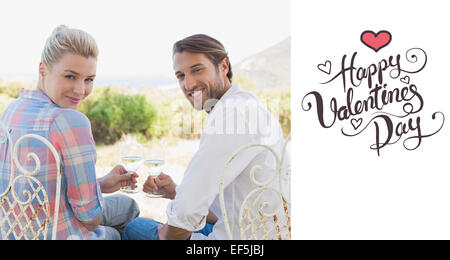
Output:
[0, 120, 62, 240]
[219, 133, 291, 240]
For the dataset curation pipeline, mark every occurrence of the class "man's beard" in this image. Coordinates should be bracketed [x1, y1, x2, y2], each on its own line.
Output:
[190, 77, 225, 111]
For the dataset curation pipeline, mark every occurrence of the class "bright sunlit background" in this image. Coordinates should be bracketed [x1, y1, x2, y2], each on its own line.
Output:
[0, 0, 290, 87]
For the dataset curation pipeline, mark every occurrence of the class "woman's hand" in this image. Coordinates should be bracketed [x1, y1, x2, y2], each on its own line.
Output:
[98, 165, 139, 194]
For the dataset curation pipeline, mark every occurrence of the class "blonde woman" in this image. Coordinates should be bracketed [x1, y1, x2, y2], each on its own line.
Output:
[0, 25, 140, 240]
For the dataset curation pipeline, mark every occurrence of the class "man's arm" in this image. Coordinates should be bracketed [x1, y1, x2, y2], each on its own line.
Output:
[158, 223, 192, 240]
[165, 109, 261, 238]
[159, 211, 215, 239]
[207, 210, 218, 225]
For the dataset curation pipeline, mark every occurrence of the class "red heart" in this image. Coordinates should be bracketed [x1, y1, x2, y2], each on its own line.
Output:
[360, 30, 392, 52]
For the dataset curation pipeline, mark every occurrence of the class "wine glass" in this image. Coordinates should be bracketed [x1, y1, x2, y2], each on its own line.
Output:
[144, 159, 165, 198]
[120, 139, 143, 193]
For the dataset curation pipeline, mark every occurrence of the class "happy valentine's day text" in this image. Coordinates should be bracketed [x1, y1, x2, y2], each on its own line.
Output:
[302, 48, 444, 156]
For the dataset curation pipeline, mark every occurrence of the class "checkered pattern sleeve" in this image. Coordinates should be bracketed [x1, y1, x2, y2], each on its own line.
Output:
[49, 109, 104, 222]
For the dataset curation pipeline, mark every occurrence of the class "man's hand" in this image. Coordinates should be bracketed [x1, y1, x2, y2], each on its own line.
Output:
[143, 173, 177, 200]
[98, 165, 139, 194]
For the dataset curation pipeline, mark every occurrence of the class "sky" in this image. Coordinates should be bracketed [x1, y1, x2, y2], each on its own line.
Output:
[0, 0, 290, 86]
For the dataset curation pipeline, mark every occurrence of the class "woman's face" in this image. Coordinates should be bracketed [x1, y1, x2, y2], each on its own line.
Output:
[39, 52, 97, 109]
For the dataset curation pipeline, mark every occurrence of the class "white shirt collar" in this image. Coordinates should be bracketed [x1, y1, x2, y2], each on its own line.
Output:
[219, 83, 242, 102]
[208, 83, 242, 115]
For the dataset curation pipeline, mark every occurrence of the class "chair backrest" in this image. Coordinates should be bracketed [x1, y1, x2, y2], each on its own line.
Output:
[0, 120, 62, 240]
[219, 133, 291, 240]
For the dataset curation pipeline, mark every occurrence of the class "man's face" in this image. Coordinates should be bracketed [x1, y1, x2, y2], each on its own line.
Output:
[173, 51, 228, 111]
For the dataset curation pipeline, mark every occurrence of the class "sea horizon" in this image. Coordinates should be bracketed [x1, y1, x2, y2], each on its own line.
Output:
[0, 73, 179, 90]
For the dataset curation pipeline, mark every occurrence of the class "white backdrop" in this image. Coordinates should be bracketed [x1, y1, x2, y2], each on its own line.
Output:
[292, 0, 450, 239]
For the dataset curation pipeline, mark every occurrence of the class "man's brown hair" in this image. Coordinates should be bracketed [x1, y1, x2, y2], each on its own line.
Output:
[173, 34, 232, 82]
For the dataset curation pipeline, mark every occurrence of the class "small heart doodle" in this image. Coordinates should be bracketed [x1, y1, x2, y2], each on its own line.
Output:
[400, 75, 410, 84]
[317, 60, 331, 74]
[351, 118, 363, 130]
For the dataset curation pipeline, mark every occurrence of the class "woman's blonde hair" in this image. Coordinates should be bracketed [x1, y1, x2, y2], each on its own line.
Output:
[41, 25, 98, 69]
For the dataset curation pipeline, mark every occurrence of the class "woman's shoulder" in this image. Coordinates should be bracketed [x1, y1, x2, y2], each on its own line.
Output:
[49, 109, 94, 146]
[52, 108, 91, 130]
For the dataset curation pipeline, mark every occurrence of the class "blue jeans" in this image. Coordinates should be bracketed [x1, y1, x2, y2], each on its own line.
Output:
[122, 217, 214, 240]
[101, 194, 140, 240]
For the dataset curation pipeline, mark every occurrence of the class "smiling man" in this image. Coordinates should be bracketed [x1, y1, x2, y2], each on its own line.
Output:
[173, 36, 232, 113]
[123, 34, 289, 240]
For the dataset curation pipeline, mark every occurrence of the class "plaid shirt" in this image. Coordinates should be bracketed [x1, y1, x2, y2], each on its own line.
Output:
[0, 89, 104, 240]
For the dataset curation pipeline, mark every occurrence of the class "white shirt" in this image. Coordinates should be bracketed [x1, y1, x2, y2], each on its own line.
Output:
[166, 84, 289, 240]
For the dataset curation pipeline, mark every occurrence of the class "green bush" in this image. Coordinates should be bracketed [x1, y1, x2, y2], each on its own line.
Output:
[142, 89, 206, 140]
[148, 100, 173, 139]
[0, 82, 29, 98]
[79, 87, 157, 144]
[0, 77, 290, 144]
[235, 76, 291, 137]
[77, 82, 290, 144]
[254, 89, 291, 138]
